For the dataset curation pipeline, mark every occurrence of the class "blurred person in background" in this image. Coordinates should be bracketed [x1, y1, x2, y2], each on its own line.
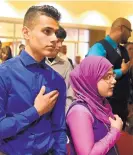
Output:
[18, 44, 25, 55]
[0, 40, 2, 63]
[1, 46, 12, 63]
[125, 42, 133, 61]
[74, 55, 81, 67]
[59, 45, 74, 68]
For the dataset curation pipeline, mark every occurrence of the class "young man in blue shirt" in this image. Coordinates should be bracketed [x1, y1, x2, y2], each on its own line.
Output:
[0, 5, 67, 155]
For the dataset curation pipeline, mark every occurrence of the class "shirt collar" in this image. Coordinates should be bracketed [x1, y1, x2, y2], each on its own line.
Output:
[46, 56, 64, 64]
[105, 35, 118, 49]
[20, 50, 45, 67]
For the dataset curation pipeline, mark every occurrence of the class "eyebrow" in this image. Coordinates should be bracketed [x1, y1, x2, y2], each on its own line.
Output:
[41, 27, 59, 32]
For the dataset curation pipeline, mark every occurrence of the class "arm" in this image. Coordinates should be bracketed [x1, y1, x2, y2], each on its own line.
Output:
[86, 43, 106, 57]
[67, 105, 121, 155]
[0, 76, 40, 140]
[52, 78, 67, 155]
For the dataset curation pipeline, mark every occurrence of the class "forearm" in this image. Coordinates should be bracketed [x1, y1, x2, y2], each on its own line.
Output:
[67, 106, 121, 155]
[89, 127, 121, 155]
[0, 106, 39, 139]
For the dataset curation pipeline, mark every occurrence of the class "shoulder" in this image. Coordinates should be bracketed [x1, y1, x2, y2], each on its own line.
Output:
[88, 42, 106, 56]
[0, 56, 19, 74]
[67, 103, 94, 122]
[45, 63, 66, 88]
[91, 42, 104, 49]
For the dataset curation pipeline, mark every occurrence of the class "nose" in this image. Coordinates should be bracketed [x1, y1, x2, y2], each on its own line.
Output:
[112, 77, 116, 84]
[51, 32, 58, 43]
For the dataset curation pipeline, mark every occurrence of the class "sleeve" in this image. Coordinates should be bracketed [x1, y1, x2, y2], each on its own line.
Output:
[66, 106, 121, 155]
[0, 76, 40, 140]
[86, 43, 106, 57]
[114, 69, 123, 79]
[52, 78, 67, 155]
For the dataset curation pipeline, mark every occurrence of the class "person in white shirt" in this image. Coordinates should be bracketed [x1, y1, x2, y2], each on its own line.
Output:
[45, 26, 74, 112]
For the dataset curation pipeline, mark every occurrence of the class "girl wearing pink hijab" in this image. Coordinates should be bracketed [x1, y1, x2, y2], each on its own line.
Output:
[66, 56, 123, 155]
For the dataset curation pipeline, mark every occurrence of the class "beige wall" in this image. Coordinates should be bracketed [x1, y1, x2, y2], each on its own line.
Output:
[89, 30, 106, 47]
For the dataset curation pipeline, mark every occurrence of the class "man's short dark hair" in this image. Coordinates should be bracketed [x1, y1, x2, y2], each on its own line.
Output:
[23, 5, 61, 29]
[55, 26, 67, 39]
[19, 44, 25, 49]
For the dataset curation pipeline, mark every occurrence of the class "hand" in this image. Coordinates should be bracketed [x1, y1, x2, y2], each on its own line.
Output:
[34, 86, 59, 116]
[121, 59, 130, 74]
[109, 115, 123, 131]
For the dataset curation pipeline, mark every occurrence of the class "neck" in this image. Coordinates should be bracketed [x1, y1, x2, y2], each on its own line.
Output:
[25, 46, 44, 62]
[109, 33, 120, 44]
[48, 57, 55, 63]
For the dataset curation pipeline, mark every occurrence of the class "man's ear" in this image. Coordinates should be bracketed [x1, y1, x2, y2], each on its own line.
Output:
[22, 26, 31, 40]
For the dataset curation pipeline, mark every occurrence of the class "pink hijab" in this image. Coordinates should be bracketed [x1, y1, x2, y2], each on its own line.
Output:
[70, 56, 114, 124]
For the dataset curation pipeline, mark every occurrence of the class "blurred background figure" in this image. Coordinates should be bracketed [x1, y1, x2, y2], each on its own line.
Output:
[125, 42, 133, 68]
[19, 44, 25, 55]
[0, 40, 2, 49]
[74, 55, 81, 67]
[1, 46, 12, 63]
[125, 42, 133, 60]
[0, 40, 2, 63]
[59, 45, 74, 68]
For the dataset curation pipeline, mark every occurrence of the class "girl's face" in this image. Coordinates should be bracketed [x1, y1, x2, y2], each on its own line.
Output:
[97, 68, 116, 97]
[1, 50, 8, 61]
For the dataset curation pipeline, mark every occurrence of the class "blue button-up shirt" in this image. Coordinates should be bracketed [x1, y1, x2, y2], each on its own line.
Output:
[0, 51, 67, 155]
[86, 35, 122, 79]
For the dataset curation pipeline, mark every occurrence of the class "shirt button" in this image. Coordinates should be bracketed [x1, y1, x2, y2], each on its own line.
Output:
[35, 73, 39, 79]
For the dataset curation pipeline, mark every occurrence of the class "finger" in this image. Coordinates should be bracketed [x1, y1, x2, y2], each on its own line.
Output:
[39, 86, 46, 95]
[49, 100, 57, 111]
[47, 90, 59, 97]
[127, 61, 130, 66]
[50, 93, 59, 103]
[122, 59, 125, 63]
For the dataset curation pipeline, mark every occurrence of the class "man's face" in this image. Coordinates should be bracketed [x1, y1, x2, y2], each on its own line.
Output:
[75, 56, 81, 64]
[23, 15, 59, 60]
[1, 50, 8, 61]
[56, 38, 64, 50]
[60, 45, 67, 55]
[121, 23, 132, 44]
[47, 38, 64, 58]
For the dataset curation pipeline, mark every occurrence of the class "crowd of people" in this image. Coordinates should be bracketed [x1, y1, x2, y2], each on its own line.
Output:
[0, 4, 132, 155]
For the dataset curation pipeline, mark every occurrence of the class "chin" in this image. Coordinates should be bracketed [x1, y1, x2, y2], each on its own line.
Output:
[43, 50, 56, 57]
[107, 92, 113, 97]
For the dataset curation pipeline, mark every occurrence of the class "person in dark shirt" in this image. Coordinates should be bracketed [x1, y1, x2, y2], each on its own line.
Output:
[0, 5, 67, 155]
[86, 17, 131, 128]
